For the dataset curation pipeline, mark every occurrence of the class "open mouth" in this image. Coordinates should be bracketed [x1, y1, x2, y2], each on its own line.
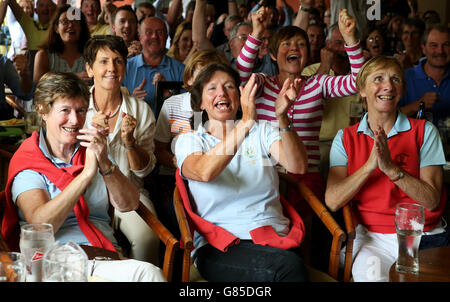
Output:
[287, 54, 300, 63]
[215, 100, 231, 112]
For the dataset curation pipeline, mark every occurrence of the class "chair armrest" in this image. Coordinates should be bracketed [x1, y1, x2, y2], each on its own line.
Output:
[135, 201, 178, 281]
[135, 201, 178, 248]
[278, 172, 346, 280]
[278, 173, 346, 240]
[173, 186, 194, 282]
[173, 187, 193, 250]
[342, 203, 357, 282]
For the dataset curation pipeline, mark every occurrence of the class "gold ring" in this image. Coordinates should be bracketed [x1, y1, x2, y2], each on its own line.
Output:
[93, 138, 98, 144]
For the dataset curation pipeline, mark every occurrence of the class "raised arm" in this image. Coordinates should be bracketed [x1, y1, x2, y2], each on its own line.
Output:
[235, 6, 267, 84]
[192, 0, 214, 50]
[292, 0, 312, 30]
[228, 0, 238, 16]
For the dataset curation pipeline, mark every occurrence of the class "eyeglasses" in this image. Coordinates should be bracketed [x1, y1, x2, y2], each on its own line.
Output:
[235, 34, 248, 41]
[59, 19, 80, 26]
[367, 36, 382, 43]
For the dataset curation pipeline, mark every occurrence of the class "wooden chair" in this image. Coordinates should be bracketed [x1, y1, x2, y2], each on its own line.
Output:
[154, 81, 184, 119]
[172, 170, 350, 282]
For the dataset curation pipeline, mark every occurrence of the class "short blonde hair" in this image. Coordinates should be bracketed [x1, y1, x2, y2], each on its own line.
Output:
[356, 56, 406, 92]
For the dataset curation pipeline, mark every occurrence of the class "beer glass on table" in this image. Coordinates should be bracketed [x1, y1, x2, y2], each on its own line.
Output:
[19, 223, 55, 282]
[394, 203, 425, 274]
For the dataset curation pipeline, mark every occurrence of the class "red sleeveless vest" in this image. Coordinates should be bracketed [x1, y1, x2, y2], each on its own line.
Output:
[342, 118, 446, 233]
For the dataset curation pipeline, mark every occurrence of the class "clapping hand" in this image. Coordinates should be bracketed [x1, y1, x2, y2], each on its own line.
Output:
[239, 73, 259, 123]
[275, 78, 302, 120]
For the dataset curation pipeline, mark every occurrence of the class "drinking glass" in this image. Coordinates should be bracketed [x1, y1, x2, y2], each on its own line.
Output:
[395, 203, 425, 274]
[19, 223, 55, 282]
[0, 252, 25, 282]
[42, 241, 88, 282]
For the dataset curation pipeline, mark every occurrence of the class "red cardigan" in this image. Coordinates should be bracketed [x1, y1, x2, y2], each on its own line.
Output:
[343, 118, 446, 233]
[1, 132, 115, 251]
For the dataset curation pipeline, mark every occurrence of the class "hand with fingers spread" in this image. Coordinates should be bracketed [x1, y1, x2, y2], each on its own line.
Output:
[121, 112, 137, 146]
[275, 78, 302, 120]
[132, 78, 148, 100]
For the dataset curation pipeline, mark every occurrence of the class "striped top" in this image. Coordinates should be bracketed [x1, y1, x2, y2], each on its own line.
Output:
[236, 34, 364, 170]
[155, 91, 194, 175]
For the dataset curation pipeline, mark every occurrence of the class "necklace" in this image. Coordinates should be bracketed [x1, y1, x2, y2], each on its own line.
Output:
[93, 96, 122, 118]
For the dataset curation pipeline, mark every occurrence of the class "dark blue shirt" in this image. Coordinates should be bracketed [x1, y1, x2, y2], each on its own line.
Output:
[399, 58, 450, 126]
[122, 53, 185, 114]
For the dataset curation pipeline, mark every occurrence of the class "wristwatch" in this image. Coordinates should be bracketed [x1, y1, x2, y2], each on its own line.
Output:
[299, 5, 311, 12]
[279, 122, 293, 133]
[100, 164, 116, 176]
[390, 170, 404, 182]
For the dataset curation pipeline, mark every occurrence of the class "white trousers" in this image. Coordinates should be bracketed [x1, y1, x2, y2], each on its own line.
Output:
[87, 259, 166, 282]
[114, 193, 160, 265]
[340, 225, 398, 282]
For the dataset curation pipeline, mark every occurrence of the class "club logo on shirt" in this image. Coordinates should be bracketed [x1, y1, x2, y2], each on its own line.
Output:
[243, 145, 257, 159]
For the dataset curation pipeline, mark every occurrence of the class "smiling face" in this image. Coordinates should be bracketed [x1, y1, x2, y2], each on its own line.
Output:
[139, 17, 168, 57]
[112, 10, 138, 44]
[55, 12, 81, 44]
[86, 47, 126, 92]
[35, 0, 56, 26]
[42, 96, 88, 147]
[200, 71, 240, 122]
[177, 28, 193, 61]
[422, 29, 450, 69]
[271, 33, 309, 78]
[360, 65, 404, 114]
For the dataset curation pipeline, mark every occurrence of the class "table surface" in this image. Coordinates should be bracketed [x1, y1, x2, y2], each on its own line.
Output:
[389, 246, 450, 282]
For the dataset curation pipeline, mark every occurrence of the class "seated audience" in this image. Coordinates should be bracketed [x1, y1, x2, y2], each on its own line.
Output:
[174, 63, 308, 282]
[2, 71, 165, 282]
[325, 56, 449, 282]
[83, 35, 160, 264]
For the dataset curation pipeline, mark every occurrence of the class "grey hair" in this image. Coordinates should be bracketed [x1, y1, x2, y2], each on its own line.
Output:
[229, 22, 252, 41]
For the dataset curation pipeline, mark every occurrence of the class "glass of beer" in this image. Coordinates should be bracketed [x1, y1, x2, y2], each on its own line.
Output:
[394, 203, 425, 274]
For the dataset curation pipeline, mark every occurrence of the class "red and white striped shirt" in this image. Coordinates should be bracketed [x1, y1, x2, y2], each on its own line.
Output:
[236, 34, 365, 170]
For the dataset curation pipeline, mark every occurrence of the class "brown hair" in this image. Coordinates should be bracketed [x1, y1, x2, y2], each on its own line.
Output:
[182, 49, 230, 90]
[268, 25, 310, 59]
[83, 35, 128, 68]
